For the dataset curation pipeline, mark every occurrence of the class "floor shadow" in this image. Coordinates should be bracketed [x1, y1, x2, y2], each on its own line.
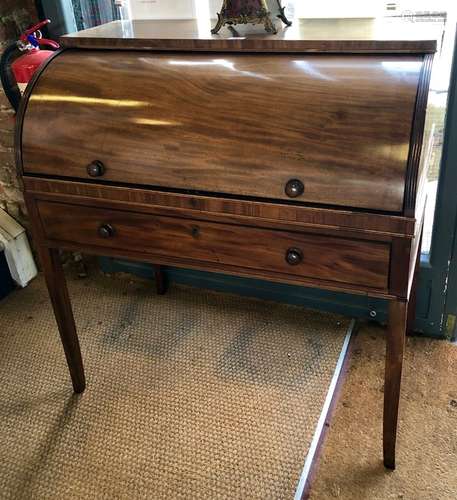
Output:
[11, 392, 86, 497]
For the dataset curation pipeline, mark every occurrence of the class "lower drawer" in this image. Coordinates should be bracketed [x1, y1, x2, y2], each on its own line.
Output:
[36, 200, 390, 291]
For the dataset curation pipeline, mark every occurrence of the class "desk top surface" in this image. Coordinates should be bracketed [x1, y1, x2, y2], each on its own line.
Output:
[60, 18, 438, 53]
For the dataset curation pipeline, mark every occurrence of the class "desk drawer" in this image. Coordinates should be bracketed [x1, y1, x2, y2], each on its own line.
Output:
[36, 200, 390, 291]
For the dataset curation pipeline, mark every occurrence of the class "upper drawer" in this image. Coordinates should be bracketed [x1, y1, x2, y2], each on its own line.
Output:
[20, 50, 422, 212]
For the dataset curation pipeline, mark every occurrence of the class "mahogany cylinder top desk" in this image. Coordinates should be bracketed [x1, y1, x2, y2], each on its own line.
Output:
[15, 18, 436, 471]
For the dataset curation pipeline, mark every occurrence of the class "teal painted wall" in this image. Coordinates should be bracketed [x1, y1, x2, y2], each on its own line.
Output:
[99, 257, 389, 323]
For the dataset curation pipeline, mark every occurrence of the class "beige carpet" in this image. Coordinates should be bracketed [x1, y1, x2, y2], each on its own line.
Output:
[0, 270, 350, 499]
[311, 324, 457, 500]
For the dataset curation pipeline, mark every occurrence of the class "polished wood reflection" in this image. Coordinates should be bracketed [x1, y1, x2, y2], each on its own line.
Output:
[22, 50, 421, 212]
[60, 18, 437, 54]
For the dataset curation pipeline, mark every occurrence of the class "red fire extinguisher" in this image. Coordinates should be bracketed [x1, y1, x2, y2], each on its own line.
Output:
[0, 19, 59, 112]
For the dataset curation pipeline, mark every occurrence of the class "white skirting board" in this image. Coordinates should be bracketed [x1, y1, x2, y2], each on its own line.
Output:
[0, 209, 37, 288]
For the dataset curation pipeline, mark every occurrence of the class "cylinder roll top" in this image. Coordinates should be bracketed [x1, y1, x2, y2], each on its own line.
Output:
[20, 50, 423, 212]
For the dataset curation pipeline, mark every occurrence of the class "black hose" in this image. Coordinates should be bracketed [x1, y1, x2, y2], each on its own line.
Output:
[0, 42, 22, 112]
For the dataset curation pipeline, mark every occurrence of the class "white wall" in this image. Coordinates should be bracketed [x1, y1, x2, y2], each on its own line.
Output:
[129, 0, 196, 20]
[127, 0, 454, 20]
[129, 0, 382, 20]
[293, 0, 383, 19]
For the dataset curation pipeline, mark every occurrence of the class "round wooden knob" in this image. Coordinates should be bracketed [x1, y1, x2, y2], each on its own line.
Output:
[87, 160, 105, 177]
[286, 248, 303, 266]
[285, 179, 304, 198]
[98, 224, 115, 238]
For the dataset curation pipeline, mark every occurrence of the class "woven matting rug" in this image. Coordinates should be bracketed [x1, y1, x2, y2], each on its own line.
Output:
[0, 272, 351, 499]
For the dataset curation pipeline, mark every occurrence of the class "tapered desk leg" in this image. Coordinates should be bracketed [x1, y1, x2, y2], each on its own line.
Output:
[406, 278, 418, 335]
[154, 265, 167, 295]
[407, 238, 421, 335]
[383, 298, 407, 469]
[40, 247, 86, 394]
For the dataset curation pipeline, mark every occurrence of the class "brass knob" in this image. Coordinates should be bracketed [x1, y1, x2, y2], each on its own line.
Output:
[285, 179, 304, 198]
[98, 224, 115, 238]
[286, 248, 303, 266]
[87, 160, 105, 177]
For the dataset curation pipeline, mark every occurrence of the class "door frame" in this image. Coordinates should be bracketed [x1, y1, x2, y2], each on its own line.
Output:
[416, 33, 457, 339]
